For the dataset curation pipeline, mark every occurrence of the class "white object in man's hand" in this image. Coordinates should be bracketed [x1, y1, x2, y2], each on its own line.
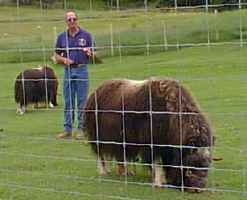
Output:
[83, 47, 103, 63]
[83, 47, 94, 57]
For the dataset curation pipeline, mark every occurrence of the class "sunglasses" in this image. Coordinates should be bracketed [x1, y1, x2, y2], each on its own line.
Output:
[67, 18, 77, 22]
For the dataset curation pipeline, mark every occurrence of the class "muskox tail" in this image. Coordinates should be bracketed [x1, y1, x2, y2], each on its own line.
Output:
[15, 73, 23, 104]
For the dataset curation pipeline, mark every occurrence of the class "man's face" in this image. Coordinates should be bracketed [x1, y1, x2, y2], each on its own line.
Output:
[66, 12, 78, 29]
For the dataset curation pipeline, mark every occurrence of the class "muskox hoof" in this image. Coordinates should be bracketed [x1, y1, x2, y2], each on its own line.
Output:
[153, 174, 166, 188]
[98, 167, 111, 175]
[153, 161, 166, 187]
[153, 181, 164, 188]
[185, 188, 203, 193]
[48, 102, 54, 108]
[16, 108, 24, 115]
[118, 167, 134, 176]
[97, 159, 112, 175]
[32, 103, 39, 109]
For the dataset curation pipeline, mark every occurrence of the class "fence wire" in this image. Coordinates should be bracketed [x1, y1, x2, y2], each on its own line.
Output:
[0, 0, 246, 199]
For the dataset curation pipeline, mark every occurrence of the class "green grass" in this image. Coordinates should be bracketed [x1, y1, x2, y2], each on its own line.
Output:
[0, 6, 247, 200]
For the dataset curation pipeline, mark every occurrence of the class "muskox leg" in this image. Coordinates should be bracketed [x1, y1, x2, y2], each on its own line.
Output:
[23, 106, 27, 113]
[116, 146, 135, 176]
[153, 159, 166, 187]
[16, 105, 27, 115]
[51, 93, 58, 106]
[16, 107, 24, 115]
[118, 163, 134, 176]
[97, 157, 111, 175]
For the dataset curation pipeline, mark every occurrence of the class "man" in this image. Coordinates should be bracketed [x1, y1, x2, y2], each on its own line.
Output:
[55, 11, 95, 139]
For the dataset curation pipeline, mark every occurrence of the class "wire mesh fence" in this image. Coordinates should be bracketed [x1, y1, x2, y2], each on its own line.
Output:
[0, 0, 246, 199]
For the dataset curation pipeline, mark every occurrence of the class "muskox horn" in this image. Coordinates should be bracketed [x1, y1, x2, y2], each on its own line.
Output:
[197, 147, 211, 159]
[213, 157, 223, 161]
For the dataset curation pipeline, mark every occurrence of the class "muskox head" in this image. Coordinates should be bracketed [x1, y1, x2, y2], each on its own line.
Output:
[168, 134, 215, 191]
[166, 144, 213, 191]
[184, 133, 215, 189]
[183, 146, 212, 190]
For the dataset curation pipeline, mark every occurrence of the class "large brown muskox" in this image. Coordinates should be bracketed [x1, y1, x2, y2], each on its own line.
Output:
[15, 66, 58, 115]
[83, 77, 215, 191]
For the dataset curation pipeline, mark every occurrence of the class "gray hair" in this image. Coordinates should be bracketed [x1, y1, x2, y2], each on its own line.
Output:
[65, 11, 78, 21]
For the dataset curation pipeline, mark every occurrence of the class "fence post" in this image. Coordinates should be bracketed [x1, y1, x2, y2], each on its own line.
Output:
[214, 9, 219, 41]
[163, 21, 168, 51]
[51, 26, 57, 64]
[110, 23, 114, 56]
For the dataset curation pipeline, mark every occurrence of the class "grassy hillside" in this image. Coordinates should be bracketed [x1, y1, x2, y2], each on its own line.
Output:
[0, 6, 246, 200]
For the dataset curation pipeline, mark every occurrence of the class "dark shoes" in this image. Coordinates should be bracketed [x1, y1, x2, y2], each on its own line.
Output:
[56, 131, 72, 139]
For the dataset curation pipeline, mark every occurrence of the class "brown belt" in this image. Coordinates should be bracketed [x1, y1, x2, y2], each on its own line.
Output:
[70, 64, 84, 68]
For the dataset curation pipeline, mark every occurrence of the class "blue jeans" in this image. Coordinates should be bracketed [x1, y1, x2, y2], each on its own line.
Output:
[63, 66, 89, 132]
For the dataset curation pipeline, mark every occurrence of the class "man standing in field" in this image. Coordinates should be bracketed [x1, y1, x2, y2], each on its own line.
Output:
[55, 11, 95, 139]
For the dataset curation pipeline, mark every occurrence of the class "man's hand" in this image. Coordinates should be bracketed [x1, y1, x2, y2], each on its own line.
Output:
[55, 53, 75, 66]
[83, 47, 94, 57]
[83, 47, 103, 63]
[63, 58, 74, 66]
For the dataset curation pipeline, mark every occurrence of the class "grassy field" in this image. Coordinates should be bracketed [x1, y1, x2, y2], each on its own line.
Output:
[0, 5, 247, 200]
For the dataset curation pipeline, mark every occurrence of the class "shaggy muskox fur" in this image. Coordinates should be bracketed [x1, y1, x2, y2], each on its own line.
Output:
[15, 66, 58, 114]
[83, 77, 215, 191]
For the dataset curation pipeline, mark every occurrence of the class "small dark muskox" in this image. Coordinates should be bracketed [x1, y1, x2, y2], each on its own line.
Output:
[15, 66, 58, 115]
[83, 77, 215, 192]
